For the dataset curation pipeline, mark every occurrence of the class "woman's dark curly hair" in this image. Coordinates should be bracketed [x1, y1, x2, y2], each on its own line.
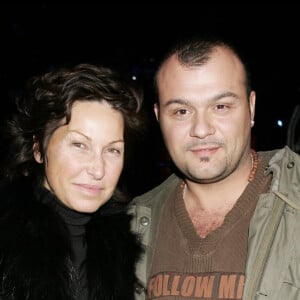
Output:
[0, 64, 144, 188]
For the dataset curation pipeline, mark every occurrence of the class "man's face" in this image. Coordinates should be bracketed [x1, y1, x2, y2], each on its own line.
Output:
[155, 47, 255, 183]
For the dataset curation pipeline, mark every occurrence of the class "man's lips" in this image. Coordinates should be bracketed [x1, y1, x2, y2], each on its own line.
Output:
[190, 147, 219, 154]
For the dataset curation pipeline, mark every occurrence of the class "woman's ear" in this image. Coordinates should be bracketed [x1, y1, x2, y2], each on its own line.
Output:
[33, 140, 43, 163]
[154, 103, 160, 122]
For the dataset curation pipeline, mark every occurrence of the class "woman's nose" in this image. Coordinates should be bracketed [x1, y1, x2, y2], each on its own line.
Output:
[87, 155, 105, 180]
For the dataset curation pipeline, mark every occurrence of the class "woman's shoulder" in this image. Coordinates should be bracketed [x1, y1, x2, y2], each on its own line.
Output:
[0, 177, 35, 205]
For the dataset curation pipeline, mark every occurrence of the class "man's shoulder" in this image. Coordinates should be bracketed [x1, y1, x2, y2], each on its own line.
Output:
[261, 146, 300, 165]
[132, 173, 180, 205]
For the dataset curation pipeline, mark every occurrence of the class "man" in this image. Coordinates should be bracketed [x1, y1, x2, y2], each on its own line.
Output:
[130, 36, 300, 300]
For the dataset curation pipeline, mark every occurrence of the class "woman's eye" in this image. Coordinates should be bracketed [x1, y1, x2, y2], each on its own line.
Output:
[73, 142, 85, 149]
[108, 148, 121, 154]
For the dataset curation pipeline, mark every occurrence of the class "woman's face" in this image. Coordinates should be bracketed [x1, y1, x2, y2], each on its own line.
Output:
[34, 101, 125, 213]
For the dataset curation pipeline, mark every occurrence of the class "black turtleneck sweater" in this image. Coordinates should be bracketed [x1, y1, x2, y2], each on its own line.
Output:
[39, 188, 91, 300]
[0, 178, 141, 299]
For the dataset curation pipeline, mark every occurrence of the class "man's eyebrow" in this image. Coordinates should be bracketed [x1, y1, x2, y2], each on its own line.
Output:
[163, 99, 190, 107]
[163, 92, 238, 107]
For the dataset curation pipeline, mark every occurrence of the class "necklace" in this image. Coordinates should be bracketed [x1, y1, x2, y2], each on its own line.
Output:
[248, 149, 258, 182]
[181, 149, 259, 193]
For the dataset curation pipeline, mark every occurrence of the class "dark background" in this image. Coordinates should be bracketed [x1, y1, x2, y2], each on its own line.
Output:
[1, 3, 300, 195]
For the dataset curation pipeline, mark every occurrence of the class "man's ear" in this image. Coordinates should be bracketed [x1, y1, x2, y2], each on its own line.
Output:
[154, 103, 159, 122]
[249, 90, 256, 121]
[33, 140, 43, 163]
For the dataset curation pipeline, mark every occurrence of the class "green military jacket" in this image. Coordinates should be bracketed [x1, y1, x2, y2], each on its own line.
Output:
[129, 146, 300, 299]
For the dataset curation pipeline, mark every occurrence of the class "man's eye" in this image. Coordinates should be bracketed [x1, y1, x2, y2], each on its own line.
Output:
[175, 109, 188, 115]
[216, 104, 227, 110]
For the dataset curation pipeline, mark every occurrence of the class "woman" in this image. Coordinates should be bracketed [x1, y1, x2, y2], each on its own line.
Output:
[0, 64, 143, 299]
